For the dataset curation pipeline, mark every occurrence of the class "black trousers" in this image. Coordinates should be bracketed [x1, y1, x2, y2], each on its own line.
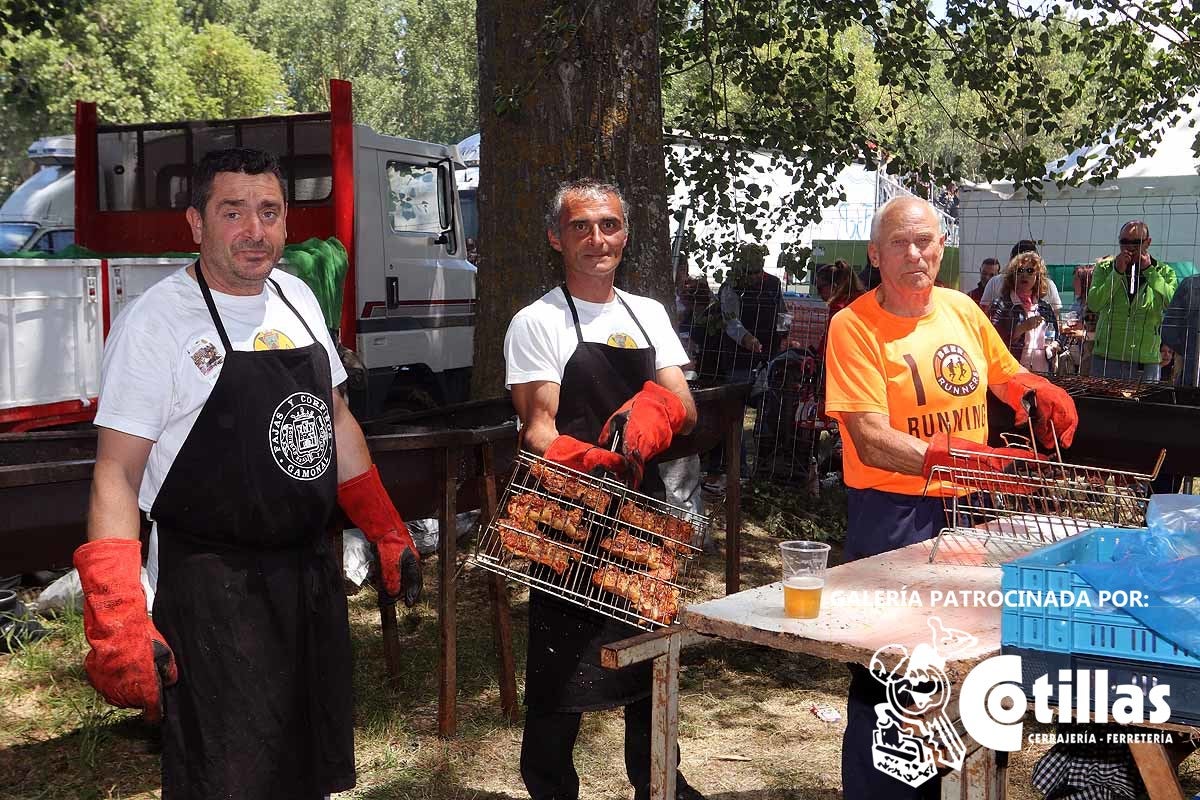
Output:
[520, 696, 687, 800]
[842, 664, 942, 800]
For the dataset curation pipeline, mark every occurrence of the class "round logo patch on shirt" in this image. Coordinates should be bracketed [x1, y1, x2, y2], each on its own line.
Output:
[932, 344, 980, 397]
[606, 332, 640, 349]
[268, 391, 333, 480]
[254, 329, 297, 350]
[185, 338, 224, 377]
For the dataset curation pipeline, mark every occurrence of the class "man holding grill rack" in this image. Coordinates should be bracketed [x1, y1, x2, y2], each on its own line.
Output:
[502, 178, 702, 800]
[823, 196, 1079, 799]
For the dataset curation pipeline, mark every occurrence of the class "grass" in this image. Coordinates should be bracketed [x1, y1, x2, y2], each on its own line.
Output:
[2, 486, 1198, 799]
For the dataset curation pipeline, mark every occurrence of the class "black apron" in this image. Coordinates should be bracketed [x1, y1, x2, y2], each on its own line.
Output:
[150, 264, 355, 800]
[524, 286, 667, 713]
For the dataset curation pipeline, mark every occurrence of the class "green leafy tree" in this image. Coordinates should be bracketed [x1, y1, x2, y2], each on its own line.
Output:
[658, 0, 1200, 271]
[189, 0, 477, 144]
[181, 23, 292, 119]
[0, 0, 289, 196]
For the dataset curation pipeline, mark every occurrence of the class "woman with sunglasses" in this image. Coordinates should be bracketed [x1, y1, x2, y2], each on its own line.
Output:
[988, 252, 1061, 373]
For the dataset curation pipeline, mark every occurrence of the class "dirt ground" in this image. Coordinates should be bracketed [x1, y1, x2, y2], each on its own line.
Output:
[2, 488, 1198, 799]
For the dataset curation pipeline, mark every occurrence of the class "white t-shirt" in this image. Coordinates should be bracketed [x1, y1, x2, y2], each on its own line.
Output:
[95, 266, 348, 514]
[981, 273, 1062, 311]
[503, 287, 689, 388]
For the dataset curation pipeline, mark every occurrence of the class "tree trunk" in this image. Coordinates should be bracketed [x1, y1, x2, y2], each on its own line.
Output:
[473, 2, 671, 398]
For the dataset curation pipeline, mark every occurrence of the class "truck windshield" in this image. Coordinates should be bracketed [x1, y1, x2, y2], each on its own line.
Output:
[0, 223, 36, 253]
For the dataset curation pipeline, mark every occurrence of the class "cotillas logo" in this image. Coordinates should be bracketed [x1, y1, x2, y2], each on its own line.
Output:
[868, 617, 977, 788]
[960, 655, 1173, 751]
[268, 391, 333, 480]
[932, 344, 979, 397]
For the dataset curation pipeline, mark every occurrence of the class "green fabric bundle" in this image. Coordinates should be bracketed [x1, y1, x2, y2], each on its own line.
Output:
[282, 237, 348, 330]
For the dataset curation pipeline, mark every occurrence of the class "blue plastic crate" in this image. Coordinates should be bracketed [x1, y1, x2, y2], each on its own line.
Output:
[1000, 529, 1200, 669]
[1007, 647, 1200, 726]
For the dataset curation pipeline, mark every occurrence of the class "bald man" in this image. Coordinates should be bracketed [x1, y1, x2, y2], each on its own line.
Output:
[823, 197, 1077, 799]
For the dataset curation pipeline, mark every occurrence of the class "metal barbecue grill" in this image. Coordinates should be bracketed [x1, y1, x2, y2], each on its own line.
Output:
[469, 451, 710, 629]
[924, 438, 1164, 568]
[1051, 375, 1175, 401]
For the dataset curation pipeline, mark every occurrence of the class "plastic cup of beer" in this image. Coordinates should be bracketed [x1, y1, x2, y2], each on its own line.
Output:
[780, 541, 831, 619]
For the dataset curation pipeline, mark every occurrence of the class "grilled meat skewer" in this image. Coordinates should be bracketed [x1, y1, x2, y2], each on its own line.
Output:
[530, 462, 611, 512]
[507, 492, 587, 541]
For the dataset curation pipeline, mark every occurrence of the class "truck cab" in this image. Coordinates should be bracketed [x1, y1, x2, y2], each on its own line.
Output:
[0, 136, 75, 254]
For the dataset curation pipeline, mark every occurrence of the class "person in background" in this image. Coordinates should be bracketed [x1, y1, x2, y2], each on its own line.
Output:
[677, 275, 714, 376]
[1160, 343, 1179, 384]
[814, 259, 866, 359]
[988, 251, 1062, 374]
[980, 240, 1063, 311]
[815, 259, 866, 316]
[1087, 220, 1177, 381]
[714, 243, 784, 381]
[700, 244, 782, 492]
[1161, 271, 1200, 387]
[968, 257, 1001, 306]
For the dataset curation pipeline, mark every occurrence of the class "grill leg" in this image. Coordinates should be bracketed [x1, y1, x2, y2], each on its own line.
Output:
[1129, 742, 1186, 800]
[480, 443, 519, 722]
[650, 631, 681, 800]
[438, 447, 458, 738]
[725, 411, 742, 594]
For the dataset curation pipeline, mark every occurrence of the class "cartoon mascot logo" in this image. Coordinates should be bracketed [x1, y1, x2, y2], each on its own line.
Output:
[932, 344, 979, 397]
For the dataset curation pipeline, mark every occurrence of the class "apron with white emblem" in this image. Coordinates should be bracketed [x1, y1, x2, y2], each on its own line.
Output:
[150, 263, 354, 799]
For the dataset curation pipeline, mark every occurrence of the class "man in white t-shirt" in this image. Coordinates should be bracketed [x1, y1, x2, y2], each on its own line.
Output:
[979, 240, 1063, 311]
[503, 178, 704, 800]
[74, 148, 421, 799]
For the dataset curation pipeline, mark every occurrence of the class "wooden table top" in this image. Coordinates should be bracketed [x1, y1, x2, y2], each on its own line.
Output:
[681, 540, 1002, 682]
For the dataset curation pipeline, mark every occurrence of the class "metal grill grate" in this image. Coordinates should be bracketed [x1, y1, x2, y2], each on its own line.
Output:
[925, 442, 1163, 568]
[469, 452, 710, 628]
[1050, 374, 1173, 400]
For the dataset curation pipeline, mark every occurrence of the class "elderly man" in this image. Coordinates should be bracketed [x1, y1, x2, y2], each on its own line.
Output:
[967, 257, 1000, 306]
[824, 196, 1078, 799]
[503, 178, 705, 800]
[77, 148, 421, 799]
[1088, 220, 1178, 380]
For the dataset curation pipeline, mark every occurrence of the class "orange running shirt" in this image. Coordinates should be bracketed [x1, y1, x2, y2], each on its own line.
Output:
[824, 287, 1023, 495]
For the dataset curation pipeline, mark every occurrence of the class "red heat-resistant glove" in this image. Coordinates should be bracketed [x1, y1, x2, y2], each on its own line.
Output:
[598, 381, 688, 486]
[1001, 372, 1078, 449]
[74, 538, 177, 723]
[338, 465, 422, 607]
[544, 434, 630, 479]
[922, 433, 1044, 493]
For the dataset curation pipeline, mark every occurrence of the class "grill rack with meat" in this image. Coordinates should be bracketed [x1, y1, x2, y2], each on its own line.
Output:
[471, 451, 710, 629]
